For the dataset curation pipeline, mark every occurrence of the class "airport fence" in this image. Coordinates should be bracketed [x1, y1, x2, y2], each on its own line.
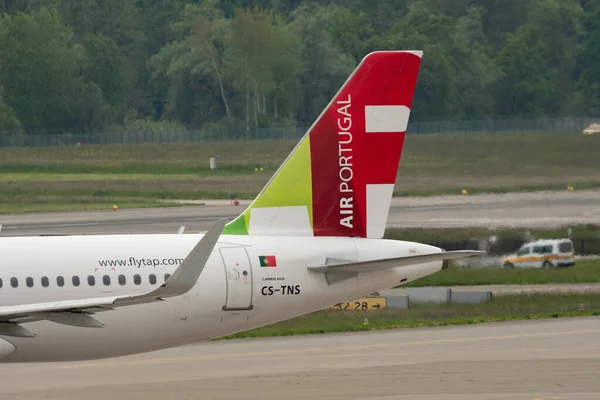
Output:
[0, 116, 597, 147]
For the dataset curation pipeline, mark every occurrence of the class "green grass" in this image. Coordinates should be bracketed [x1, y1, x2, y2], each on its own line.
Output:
[2, 131, 600, 212]
[0, 173, 268, 204]
[395, 131, 600, 192]
[224, 293, 600, 339]
[0, 196, 183, 214]
[384, 225, 600, 242]
[0, 173, 211, 182]
[392, 182, 600, 197]
[404, 259, 600, 287]
[0, 141, 289, 174]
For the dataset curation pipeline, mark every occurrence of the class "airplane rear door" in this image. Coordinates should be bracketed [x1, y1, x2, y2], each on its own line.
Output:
[220, 246, 254, 311]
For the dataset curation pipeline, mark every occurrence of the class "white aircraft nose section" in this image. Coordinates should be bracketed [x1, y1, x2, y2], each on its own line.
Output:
[0, 337, 16, 359]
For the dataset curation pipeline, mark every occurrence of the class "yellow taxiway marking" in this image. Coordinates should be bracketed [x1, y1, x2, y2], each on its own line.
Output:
[55, 328, 600, 370]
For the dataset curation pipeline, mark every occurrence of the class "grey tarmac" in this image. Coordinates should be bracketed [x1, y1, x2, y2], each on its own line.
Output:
[2, 189, 600, 236]
[1, 317, 600, 399]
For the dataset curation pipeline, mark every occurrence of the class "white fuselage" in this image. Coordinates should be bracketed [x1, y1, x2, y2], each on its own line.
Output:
[0, 234, 443, 362]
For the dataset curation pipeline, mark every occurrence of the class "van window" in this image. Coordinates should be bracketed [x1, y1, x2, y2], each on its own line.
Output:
[559, 242, 573, 253]
[516, 247, 531, 256]
[533, 245, 553, 254]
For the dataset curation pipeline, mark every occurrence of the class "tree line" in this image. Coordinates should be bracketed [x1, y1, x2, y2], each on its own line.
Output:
[0, 0, 599, 138]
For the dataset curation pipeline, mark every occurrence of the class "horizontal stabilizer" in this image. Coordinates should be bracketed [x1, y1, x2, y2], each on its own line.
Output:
[307, 250, 485, 275]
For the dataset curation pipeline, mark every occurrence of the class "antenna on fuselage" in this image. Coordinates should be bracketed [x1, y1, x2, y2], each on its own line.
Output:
[177, 226, 185, 234]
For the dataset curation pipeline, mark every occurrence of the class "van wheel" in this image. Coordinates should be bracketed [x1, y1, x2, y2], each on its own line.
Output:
[504, 262, 514, 269]
[542, 261, 553, 268]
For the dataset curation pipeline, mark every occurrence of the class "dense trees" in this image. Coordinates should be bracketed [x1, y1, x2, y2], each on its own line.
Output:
[0, 0, 597, 136]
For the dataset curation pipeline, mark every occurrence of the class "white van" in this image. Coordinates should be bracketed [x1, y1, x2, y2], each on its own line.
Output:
[503, 239, 575, 269]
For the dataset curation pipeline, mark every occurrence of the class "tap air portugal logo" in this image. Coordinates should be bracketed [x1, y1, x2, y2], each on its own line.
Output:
[223, 51, 422, 239]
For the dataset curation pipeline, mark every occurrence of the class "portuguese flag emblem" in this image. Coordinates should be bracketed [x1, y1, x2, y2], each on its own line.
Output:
[259, 255, 277, 267]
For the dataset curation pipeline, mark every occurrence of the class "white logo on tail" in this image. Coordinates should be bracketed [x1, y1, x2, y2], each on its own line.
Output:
[365, 105, 411, 133]
[337, 94, 353, 228]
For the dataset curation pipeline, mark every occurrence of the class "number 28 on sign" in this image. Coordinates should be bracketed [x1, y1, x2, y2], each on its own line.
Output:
[329, 297, 386, 311]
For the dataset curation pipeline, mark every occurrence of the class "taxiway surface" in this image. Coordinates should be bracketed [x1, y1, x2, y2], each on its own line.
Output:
[1, 317, 599, 399]
[2, 190, 599, 236]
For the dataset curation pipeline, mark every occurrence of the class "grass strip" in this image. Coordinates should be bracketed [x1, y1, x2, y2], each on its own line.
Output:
[0, 197, 182, 214]
[0, 141, 293, 174]
[0, 173, 243, 182]
[2, 130, 600, 207]
[2, 132, 600, 194]
[3, 181, 600, 203]
[384, 225, 600, 242]
[404, 260, 600, 287]
[224, 293, 600, 339]
[392, 182, 600, 197]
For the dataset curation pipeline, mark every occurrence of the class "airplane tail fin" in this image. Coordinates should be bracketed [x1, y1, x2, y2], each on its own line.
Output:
[223, 50, 423, 238]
